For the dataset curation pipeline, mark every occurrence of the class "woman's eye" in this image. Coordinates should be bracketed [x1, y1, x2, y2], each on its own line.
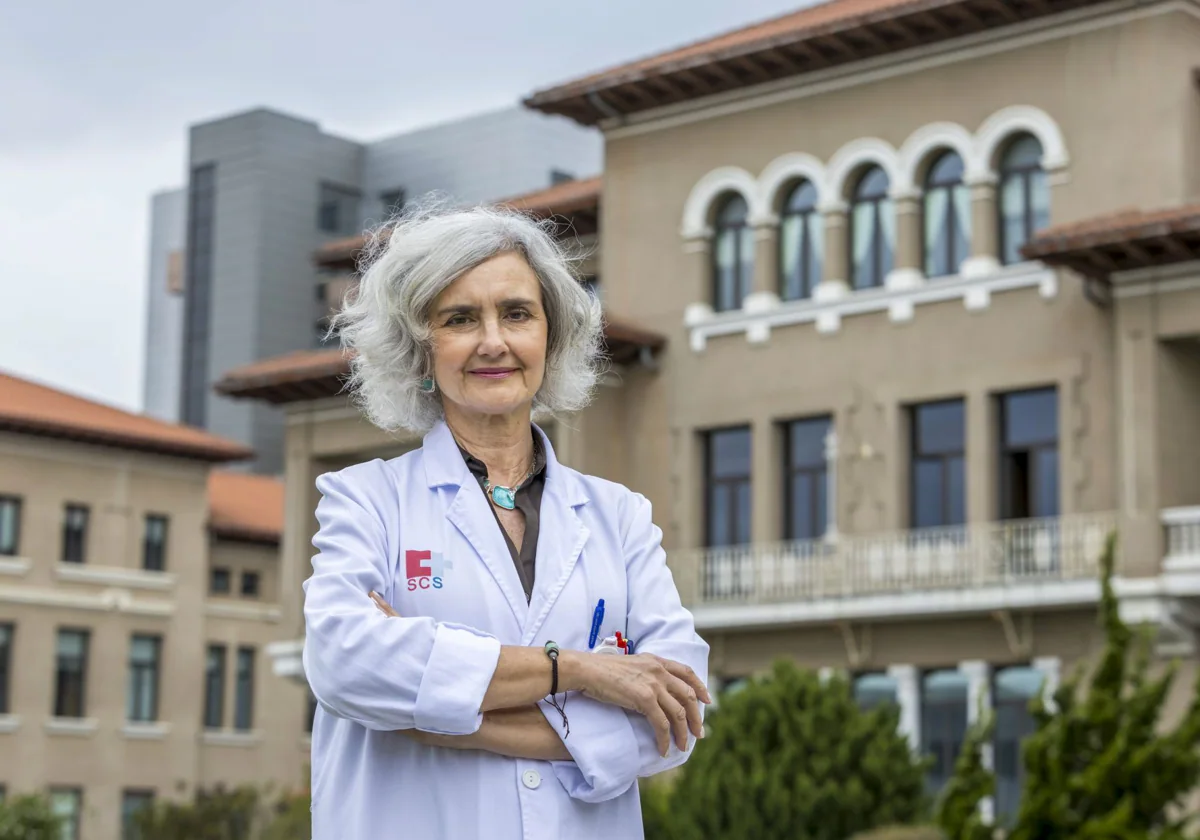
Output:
[446, 315, 471, 326]
[507, 309, 531, 321]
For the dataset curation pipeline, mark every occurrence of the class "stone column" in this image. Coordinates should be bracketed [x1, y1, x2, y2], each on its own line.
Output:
[960, 659, 995, 824]
[745, 221, 780, 312]
[888, 664, 921, 751]
[824, 427, 840, 542]
[962, 177, 1001, 278]
[965, 389, 994, 528]
[886, 193, 924, 291]
[815, 203, 849, 301]
[683, 236, 714, 352]
[752, 416, 780, 545]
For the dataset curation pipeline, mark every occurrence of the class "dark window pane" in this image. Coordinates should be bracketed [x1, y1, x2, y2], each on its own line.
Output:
[122, 790, 154, 840]
[240, 571, 260, 598]
[210, 567, 231, 595]
[49, 789, 82, 840]
[994, 666, 1043, 823]
[854, 672, 898, 711]
[927, 151, 965, 185]
[857, 167, 890, 199]
[735, 483, 752, 544]
[710, 428, 751, 478]
[0, 624, 11, 715]
[913, 460, 945, 529]
[234, 647, 255, 731]
[921, 669, 969, 795]
[1035, 448, 1060, 518]
[0, 496, 21, 556]
[62, 505, 89, 564]
[143, 515, 169, 572]
[204, 644, 225, 729]
[785, 180, 818, 213]
[1003, 390, 1057, 447]
[708, 485, 731, 547]
[789, 418, 829, 468]
[127, 635, 161, 722]
[54, 630, 89, 718]
[1003, 135, 1043, 170]
[947, 456, 966, 526]
[791, 476, 816, 540]
[915, 401, 965, 455]
[716, 194, 748, 224]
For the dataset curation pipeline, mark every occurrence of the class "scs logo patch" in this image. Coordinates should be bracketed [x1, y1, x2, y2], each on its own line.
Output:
[406, 549, 453, 591]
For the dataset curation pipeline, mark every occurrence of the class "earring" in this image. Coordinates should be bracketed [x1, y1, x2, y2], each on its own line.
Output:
[419, 377, 436, 393]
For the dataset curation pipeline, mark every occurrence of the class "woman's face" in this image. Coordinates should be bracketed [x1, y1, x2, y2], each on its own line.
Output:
[428, 251, 548, 422]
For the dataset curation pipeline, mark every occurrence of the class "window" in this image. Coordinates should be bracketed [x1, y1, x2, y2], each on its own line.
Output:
[234, 647, 255, 731]
[999, 388, 1058, 520]
[181, 162, 215, 427]
[704, 427, 752, 548]
[0, 496, 21, 556]
[784, 417, 831, 540]
[54, 630, 89, 718]
[204, 645, 226, 729]
[779, 180, 822, 301]
[142, 515, 168, 571]
[49, 788, 82, 840]
[999, 134, 1050, 265]
[850, 166, 894, 290]
[993, 666, 1043, 823]
[379, 188, 406, 217]
[210, 567, 231, 595]
[853, 672, 899, 711]
[317, 183, 361, 235]
[127, 635, 161, 723]
[62, 505, 89, 564]
[122, 790, 154, 840]
[910, 400, 966, 529]
[923, 151, 971, 278]
[711, 194, 753, 313]
[240, 571, 260, 598]
[0, 624, 12, 715]
[921, 669, 969, 795]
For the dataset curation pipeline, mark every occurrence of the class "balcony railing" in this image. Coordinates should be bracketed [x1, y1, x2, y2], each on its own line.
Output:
[1163, 507, 1200, 569]
[675, 513, 1117, 607]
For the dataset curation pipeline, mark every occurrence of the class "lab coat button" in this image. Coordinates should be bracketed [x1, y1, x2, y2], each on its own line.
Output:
[522, 770, 541, 789]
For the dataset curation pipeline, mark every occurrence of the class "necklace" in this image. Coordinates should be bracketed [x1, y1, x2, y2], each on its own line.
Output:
[483, 466, 534, 510]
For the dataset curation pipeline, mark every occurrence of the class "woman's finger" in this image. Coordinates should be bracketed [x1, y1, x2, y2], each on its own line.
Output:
[658, 658, 711, 704]
[656, 684, 690, 753]
[663, 675, 704, 741]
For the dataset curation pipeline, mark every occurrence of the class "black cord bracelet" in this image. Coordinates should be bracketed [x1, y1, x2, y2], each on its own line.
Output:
[544, 641, 569, 737]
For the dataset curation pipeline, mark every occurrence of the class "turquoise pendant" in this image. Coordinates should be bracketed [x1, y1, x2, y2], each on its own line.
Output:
[490, 485, 517, 510]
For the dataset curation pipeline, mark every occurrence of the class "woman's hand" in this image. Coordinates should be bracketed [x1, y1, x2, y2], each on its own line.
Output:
[560, 649, 711, 757]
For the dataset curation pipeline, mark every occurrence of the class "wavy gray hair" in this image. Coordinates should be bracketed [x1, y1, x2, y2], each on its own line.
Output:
[331, 201, 605, 434]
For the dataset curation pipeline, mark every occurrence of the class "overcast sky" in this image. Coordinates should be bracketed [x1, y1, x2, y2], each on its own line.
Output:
[0, 0, 814, 413]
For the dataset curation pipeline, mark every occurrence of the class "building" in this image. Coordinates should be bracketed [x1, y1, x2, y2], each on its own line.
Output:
[0, 371, 307, 840]
[145, 105, 601, 474]
[218, 0, 1200, 823]
[141, 189, 186, 424]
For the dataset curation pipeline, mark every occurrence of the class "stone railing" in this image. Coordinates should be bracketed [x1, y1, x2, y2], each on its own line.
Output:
[673, 512, 1117, 608]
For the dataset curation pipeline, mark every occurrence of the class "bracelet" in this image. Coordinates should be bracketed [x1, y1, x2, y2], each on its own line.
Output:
[544, 641, 569, 737]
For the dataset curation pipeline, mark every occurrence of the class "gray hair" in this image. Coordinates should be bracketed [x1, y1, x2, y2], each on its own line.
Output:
[331, 200, 605, 434]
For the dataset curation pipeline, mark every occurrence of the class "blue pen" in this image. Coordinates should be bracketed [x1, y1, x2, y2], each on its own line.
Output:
[588, 599, 605, 649]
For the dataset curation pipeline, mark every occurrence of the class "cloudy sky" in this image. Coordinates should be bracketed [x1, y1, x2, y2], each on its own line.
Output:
[0, 0, 814, 412]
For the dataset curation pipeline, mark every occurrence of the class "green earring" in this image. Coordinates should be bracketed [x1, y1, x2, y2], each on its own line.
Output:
[419, 377, 436, 393]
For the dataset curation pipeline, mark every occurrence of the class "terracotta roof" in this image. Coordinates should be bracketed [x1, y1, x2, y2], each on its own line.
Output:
[314, 177, 602, 269]
[1023, 204, 1200, 279]
[0, 370, 252, 463]
[215, 314, 667, 405]
[208, 470, 284, 544]
[524, 0, 1099, 125]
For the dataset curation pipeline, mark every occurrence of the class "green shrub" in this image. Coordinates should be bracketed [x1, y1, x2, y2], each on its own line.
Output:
[0, 794, 61, 840]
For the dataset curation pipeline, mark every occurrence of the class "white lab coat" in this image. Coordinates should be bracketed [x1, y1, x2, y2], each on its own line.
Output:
[303, 421, 710, 840]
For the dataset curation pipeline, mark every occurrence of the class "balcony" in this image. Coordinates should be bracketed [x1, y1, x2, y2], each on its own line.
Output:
[1164, 507, 1200, 572]
[675, 513, 1118, 630]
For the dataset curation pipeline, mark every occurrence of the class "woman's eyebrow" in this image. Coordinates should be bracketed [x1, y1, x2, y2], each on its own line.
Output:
[435, 303, 476, 317]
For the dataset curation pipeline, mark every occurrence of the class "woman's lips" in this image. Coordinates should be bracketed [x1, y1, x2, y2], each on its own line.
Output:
[469, 369, 516, 379]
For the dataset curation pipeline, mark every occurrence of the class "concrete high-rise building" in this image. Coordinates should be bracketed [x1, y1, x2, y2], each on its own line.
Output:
[146, 105, 601, 474]
[141, 189, 186, 423]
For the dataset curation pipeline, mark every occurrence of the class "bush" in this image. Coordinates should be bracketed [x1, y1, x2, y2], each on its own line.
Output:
[658, 660, 929, 840]
[848, 825, 947, 840]
[0, 794, 60, 840]
[134, 784, 310, 840]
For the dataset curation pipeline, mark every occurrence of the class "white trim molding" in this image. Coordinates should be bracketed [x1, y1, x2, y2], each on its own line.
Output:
[897, 121, 978, 195]
[685, 262, 1055, 350]
[0, 585, 174, 616]
[266, 638, 307, 683]
[681, 166, 763, 237]
[202, 729, 263, 747]
[55, 564, 176, 591]
[757, 152, 829, 213]
[972, 105, 1069, 179]
[122, 721, 171, 740]
[0, 557, 32, 577]
[0, 714, 21, 734]
[204, 600, 283, 623]
[826, 137, 901, 201]
[45, 717, 99, 737]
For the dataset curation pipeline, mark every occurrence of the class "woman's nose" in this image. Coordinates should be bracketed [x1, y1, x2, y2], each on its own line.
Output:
[477, 318, 508, 356]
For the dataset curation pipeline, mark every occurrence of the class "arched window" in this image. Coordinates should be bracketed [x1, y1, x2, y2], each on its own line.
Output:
[712, 193, 753, 312]
[998, 134, 1050, 265]
[849, 166, 894, 290]
[779, 180, 822, 301]
[923, 151, 971, 278]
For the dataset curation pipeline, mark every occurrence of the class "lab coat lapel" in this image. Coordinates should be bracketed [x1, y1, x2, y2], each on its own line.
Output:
[522, 426, 590, 645]
[423, 423, 528, 626]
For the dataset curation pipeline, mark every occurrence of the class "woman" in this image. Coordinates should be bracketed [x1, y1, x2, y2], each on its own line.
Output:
[302, 203, 711, 840]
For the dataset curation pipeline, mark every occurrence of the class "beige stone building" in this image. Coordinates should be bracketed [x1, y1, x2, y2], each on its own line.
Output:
[218, 0, 1200, 823]
[0, 372, 308, 840]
